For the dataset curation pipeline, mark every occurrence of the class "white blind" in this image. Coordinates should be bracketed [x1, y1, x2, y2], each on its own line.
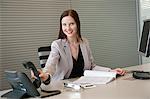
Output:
[0, 0, 70, 90]
[139, 0, 150, 63]
[72, 0, 139, 68]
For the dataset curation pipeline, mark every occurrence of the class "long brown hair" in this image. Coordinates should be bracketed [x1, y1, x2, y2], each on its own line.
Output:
[58, 9, 82, 41]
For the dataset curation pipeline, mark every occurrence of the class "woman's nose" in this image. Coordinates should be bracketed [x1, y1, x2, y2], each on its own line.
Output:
[66, 25, 71, 30]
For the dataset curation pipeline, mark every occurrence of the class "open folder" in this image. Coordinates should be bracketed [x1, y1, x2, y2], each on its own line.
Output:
[73, 70, 117, 84]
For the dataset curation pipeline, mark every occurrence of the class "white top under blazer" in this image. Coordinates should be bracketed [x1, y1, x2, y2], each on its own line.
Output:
[43, 38, 111, 81]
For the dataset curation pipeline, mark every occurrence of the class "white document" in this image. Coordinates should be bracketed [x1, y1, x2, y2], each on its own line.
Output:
[73, 70, 117, 84]
[84, 70, 116, 78]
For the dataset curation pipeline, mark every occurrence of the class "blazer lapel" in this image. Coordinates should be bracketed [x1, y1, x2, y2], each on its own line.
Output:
[63, 40, 73, 77]
[80, 41, 90, 70]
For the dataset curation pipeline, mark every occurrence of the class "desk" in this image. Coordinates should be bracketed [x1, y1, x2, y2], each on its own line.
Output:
[1, 63, 150, 99]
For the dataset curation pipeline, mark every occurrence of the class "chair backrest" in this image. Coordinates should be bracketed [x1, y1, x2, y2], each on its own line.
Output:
[38, 46, 51, 68]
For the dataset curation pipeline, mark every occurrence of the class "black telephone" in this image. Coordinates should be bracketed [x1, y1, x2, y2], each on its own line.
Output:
[1, 61, 61, 99]
[22, 61, 41, 88]
[133, 71, 150, 79]
[1, 71, 40, 99]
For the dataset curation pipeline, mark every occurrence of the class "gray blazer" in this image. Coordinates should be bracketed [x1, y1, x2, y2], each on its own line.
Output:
[43, 38, 111, 81]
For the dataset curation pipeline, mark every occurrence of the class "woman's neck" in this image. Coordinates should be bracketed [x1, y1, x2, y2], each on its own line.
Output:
[67, 37, 78, 44]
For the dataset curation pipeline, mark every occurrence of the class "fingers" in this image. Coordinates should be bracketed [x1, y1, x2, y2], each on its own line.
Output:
[113, 68, 126, 75]
[37, 69, 46, 78]
[31, 69, 49, 81]
[37, 69, 49, 81]
[31, 70, 37, 79]
[31, 69, 42, 79]
[118, 69, 126, 75]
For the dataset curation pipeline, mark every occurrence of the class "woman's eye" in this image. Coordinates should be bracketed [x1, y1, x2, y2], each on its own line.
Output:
[70, 23, 74, 25]
[62, 23, 66, 26]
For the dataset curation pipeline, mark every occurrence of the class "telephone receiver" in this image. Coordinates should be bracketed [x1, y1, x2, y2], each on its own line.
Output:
[1, 61, 61, 99]
[22, 61, 41, 88]
[22, 61, 61, 98]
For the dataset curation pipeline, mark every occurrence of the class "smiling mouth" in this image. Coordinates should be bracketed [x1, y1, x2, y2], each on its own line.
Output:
[66, 31, 72, 34]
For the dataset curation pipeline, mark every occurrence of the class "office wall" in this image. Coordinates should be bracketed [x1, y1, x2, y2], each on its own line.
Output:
[0, 1, 2, 89]
[71, 0, 139, 68]
[138, 0, 150, 64]
[0, 0, 71, 90]
[0, 0, 139, 90]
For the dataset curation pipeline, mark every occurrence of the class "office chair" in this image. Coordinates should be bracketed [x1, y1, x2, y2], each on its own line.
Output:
[38, 46, 51, 68]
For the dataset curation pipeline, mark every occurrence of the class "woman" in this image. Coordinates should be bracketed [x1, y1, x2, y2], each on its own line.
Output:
[33, 9, 125, 84]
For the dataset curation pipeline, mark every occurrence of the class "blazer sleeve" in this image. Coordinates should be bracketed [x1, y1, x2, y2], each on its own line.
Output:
[43, 41, 60, 75]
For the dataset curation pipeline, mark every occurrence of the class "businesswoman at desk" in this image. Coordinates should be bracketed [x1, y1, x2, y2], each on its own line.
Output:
[32, 9, 126, 85]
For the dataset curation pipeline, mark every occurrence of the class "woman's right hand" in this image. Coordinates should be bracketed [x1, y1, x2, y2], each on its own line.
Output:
[31, 69, 49, 82]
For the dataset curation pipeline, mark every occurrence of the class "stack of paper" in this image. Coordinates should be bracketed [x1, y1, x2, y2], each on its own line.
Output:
[73, 70, 117, 84]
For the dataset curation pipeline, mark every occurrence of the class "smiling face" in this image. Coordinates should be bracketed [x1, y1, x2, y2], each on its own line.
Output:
[58, 9, 82, 41]
[61, 16, 78, 39]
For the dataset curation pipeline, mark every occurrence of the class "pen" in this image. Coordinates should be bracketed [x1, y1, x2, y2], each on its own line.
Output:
[80, 84, 96, 89]
[85, 84, 94, 87]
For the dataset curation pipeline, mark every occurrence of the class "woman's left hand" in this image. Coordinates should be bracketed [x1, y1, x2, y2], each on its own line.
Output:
[112, 68, 126, 76]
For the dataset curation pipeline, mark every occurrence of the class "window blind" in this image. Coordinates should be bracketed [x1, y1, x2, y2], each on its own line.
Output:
[71, 0, 139, 68]
[139, 0, 150, 63]
[0, 0, 70, 90]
